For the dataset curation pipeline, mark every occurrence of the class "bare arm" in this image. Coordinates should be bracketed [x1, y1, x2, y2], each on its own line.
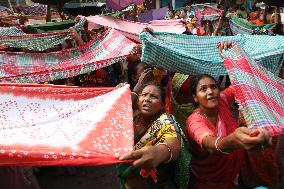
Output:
[202, 127, 271, 154]
[120, 137, 181, 169]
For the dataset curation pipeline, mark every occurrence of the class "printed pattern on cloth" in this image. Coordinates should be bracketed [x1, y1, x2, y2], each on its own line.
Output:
[0, 18, 85, 51]
[140, 31, 284, 76]
[0, 84, 133, 166]
[229, 15, 275, 35]
[135, 113, 178, 150]
[0, 29, 136, 83]
[223, 44, 284, 136]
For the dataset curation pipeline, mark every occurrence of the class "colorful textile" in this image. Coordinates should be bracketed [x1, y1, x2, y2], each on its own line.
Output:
[186, 87, 243, 189]
[138, 7, 168, 23]
[86, 16, 186, 42]
[0, 84, 133, 166]
[14, 3, 46, 16]
[118, 113, 187, 189]
[223, 44, 284, 136]
[229, 15, 275, 35]
[0, 18, 85, 51]
[0, 29, 136, 83]
[201, 5, 224, 21]
[0, 26, 25, 35]
[140, 31, 284, 76]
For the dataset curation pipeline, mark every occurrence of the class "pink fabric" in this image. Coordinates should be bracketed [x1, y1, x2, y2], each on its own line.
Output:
[86, 16, 186, 42]
[186, 87, 243, 189]
[0, 84, 133, 166]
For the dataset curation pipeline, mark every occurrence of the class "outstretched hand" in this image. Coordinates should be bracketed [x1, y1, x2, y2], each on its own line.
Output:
[218, 41, 232, 58]
[119, 145, 167, 169]
[232, 127, 271, 150]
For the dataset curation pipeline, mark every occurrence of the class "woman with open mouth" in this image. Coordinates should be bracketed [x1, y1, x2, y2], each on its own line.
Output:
[186, 74, 271, 189]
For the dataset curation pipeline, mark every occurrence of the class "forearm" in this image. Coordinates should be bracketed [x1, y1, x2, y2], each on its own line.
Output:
[202, 134, 240, 154]
[154, 137, 181, 165]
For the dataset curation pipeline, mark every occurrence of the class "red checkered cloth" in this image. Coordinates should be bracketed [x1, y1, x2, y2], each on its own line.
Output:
[223, 44, 284, 136]
[0, 29, 137, 83]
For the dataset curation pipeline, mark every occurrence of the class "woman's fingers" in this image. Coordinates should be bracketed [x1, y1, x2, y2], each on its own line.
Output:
[218, 41, 233, 58]
[119, 150, 142, 160]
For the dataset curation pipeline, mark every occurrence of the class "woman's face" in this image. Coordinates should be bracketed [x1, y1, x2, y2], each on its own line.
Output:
[138, 85, 163, 117]
[193, 77, 220, 110]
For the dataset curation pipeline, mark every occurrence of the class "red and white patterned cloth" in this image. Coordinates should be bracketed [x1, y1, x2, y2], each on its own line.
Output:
[0, 84, 133, 165]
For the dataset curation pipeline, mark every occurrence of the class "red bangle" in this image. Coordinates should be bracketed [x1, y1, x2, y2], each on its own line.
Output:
[156, 143, 173, 163]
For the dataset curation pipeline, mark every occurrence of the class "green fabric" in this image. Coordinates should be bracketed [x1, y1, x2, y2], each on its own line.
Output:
[0, 19, 86, 51]
[117, 114, 191, 189]
[171, 73, 195, 131]
[27, 20, 76, 33]
[171, 115, 192, 189]
[140, 31, 284, 76]
[231, 15, 275, 30]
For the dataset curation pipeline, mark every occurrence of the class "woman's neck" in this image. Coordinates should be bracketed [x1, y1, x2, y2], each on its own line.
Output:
[197, 107, 218, 119]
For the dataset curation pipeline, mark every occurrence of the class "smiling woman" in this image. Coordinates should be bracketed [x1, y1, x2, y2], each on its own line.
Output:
[186, 74, 271, 189]
[117, 82, 182, 189]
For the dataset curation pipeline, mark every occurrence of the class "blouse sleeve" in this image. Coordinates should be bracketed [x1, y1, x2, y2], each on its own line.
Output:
[186, 114, 215, 147]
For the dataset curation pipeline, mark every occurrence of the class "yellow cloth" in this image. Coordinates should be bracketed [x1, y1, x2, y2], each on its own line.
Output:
[135, 113, 178, 150]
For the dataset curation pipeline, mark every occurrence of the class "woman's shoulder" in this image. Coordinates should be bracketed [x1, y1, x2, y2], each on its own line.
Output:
[186, 112, 205, 123]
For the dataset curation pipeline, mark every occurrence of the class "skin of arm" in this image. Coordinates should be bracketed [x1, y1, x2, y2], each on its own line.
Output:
[202, 126, 271, 154]
[120, 137, 181, 169]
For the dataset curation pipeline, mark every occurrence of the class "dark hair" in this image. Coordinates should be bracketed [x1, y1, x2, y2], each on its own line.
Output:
[190, 74, 217, 95]
[141, 81, 166, 104]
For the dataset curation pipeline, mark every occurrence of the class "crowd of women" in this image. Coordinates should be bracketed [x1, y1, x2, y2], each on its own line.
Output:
[0, 0, 284, 189]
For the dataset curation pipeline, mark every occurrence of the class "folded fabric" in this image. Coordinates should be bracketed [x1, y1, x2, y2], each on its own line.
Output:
[86, 16, 186, 42]
[0, 18, 85, 51]
[0, 29, 136, 83]
[0, 84, 133, 165]
[140, 31, 284, 76]
[223, 44, 284, 136]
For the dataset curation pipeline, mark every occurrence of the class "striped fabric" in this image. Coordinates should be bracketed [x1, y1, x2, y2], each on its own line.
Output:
[0, 29, 136, 83]
[0, 18, 85, 51]
[229, 15, 276, 35]
[140, 32, 284, 76]
[223, 44, 284, 136]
